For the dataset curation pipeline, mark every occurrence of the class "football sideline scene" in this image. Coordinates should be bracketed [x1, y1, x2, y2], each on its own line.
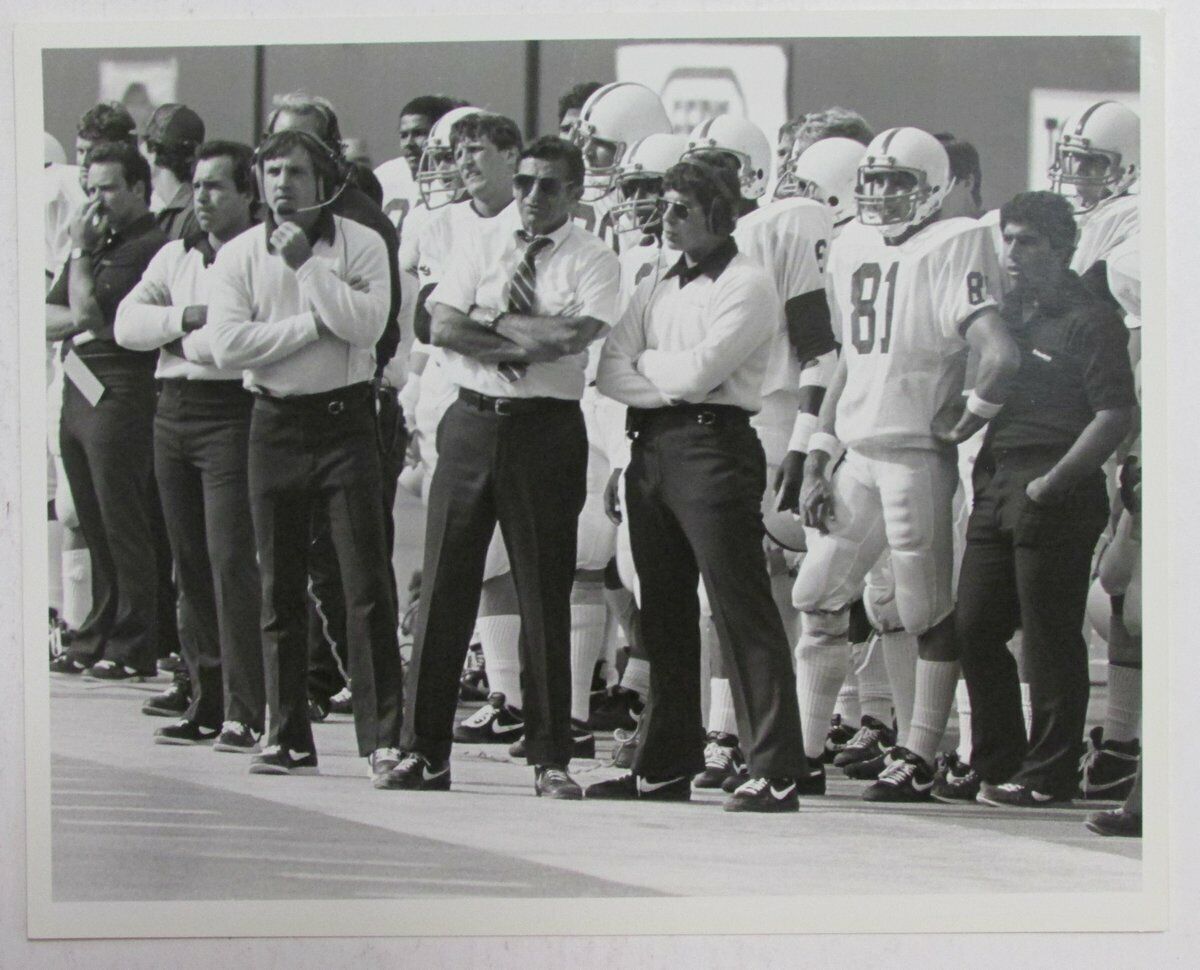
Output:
[39, 34, 1144, 905]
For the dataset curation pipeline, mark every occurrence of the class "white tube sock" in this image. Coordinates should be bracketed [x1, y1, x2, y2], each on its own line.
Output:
[1020, 681, 1032, 739]
[795, 618, 851, 760]
[955, 678, 973, 765]
[881, 630, 918, 741]
[707, 677, 738, 738]
[476, 614, 522, 710]
[833, 682, 861, 725]
[855, 633, 894, 724]
[907, 659, 960, 766]
[569, 584, 608, 722]
[61, 546, 92, 630]
[1105, 665, 1142, 743]
[621, 657, 651, 700]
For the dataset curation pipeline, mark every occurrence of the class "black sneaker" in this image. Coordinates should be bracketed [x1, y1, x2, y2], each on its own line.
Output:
[584, 773, 691, 802]
[976, 781, 1070, 808]
[862, 747, 936, 802]
[86, 659, 153, 681]
[141, 680, 191, 718]
[328, 686, 354, 716]
[724, 776, 800, 813]
[157, 652, 186, 674]
[508, 720, 595, 759]
[587, 686, 644, 732]
[375, 752, 451, 791]
[307, 696, 329, 723]
[693, 732, 745, 789]
[1079, 726, 1140, 801]
[248, 745, 319, 775]
[459, 644, 489, 702]
[823, 714, 857, 764]
[797, 757, 827, 796]
[1085, 807, 1142, 838]
[213, 721, 262, 753]
[721, 764, 751, 793]
[932, 754, 981, 803]
[154, 719, 220, 746]
[833, 715, 896, 768]
[844, 749, 890, 780]
[534, 765, 583, 800]
[49, 655, 86, 675]
[453, 692, 524, 743]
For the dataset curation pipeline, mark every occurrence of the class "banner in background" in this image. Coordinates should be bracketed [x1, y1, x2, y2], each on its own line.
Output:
[99, 58, 179, 135]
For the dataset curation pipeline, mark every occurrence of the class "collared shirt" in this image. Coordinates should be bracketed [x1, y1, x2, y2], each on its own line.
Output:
[153, 182, 199, 242]
[206, 213, 390, 397]
[987, 271, 1136, 453]
[46, 212, 167, 363]
[430, 203, 621, 400]
[596, 238, 782, 413]
[113, 231, 245, 381]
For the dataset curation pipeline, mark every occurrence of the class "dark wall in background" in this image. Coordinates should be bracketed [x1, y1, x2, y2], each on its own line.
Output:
[44, 35, 1137, 209]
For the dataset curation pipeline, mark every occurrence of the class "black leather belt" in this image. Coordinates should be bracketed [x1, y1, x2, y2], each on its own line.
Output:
[458, 388, 577, 416]
[626, 403, 752, 438]
[251, 381, 373, 415]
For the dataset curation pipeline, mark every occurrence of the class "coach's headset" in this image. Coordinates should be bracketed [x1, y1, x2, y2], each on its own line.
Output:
[668, 156, 740, 236]
[254, 109, 348, 214]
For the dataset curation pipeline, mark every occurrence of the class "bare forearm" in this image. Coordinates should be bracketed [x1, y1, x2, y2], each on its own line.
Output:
[1042, 408, 1135, 493]
[429, 305, 540, 363]
[46, 305, 86, 341]
[67, 259, 105, 333]
[496, 313, 606, 359]
[816, 355, 847, 436]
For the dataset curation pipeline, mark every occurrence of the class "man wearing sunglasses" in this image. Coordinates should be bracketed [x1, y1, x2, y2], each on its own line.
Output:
[593, 159, 808, 813]
[383, 136, 620, 800]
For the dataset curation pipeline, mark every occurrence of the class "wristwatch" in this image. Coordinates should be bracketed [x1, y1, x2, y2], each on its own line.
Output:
[70, 247, 87, 260]
[479, 308, 505, 331]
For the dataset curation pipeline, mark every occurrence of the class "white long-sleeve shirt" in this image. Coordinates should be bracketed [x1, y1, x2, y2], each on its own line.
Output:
[597, 240, 781, 412]
[114, 235, 244, 381]
[207, 215, 390, 396]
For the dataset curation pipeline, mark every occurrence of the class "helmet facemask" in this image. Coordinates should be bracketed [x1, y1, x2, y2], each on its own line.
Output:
[856, 166, 946, 237]
[610, 176, 665, 234]
[416, 144, 465, 209]
[572, 125, 624, 202]
[1049, 140, 1134, 212]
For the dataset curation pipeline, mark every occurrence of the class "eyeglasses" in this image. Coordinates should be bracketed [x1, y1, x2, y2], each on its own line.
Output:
[656, 199, 692, 221]
[514, 173, 570, 196]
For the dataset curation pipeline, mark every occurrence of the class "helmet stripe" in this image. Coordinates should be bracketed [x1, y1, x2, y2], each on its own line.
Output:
[1075, 101, 1116, 135]
[878, 127, 902, 154]
[583, 81, 635, 121]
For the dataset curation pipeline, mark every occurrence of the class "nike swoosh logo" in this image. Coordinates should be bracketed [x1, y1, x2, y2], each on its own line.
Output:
[491, 719, 523, 735]
[288, 750, 313, 761]
[424, 765, 450, 780]
[638, 777, 683, 793]
[771, 784, 797, 799]
[912, 778, 934, 793]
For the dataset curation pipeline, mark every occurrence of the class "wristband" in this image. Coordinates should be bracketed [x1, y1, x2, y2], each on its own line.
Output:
[787, 412, 819, 454]
[808, 431, 840, 458]
[966, 390, 1003, 420]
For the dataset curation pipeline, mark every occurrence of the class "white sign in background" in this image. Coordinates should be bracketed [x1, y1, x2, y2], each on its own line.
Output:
[616, 43, 788, 185]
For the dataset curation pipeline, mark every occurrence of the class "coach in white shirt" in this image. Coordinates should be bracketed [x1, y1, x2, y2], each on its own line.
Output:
[115, 140, 265, 751]
[592, 159, 807, 813]
[206, 128, 402, 781]
[386, 136, 620, 800]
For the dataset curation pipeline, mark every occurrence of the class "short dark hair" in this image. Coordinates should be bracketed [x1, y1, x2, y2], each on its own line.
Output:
[935, 133, 983, 207]
[796, 107, 874, 146]
[266, 92, 343, 154]
[84, 141, 151, 203]
[1000, 190, 1078, 254]
[399, 95, 464, 127]
[519, 136, 585, 186]
[147, 143, 197, 185]
[350, 161, 384, 207]
[257, 128, 342, 188]
[663, 159, 741, 233]
[558, 81, 604, 122]
[449, 112, 523, 154]
[76, 102, 136, 144]
[195, 140, 257, 197]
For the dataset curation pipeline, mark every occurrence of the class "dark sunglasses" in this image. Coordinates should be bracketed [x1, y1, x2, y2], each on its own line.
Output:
[656, 198, 692, 221]
[514, 173, 572, 196]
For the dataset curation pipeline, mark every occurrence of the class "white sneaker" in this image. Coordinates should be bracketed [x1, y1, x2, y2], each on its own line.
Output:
[367, 747, 402, 781]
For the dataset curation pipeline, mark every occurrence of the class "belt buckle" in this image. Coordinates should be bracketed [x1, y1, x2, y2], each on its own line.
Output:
[494, 398, 514, 416]
[327, 399, 345, 415]
[696, 410, 717, 426]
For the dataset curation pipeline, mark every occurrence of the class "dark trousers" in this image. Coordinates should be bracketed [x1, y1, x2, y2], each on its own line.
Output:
[153, 379, 264, 731]
[624, 407, 806, 780]
[401, 394, 587, 767]
[956, 444, 1108, 797]
[306, 383, 407, 703]
[59, 360, 159, 672]
[247, 383, 402, 757]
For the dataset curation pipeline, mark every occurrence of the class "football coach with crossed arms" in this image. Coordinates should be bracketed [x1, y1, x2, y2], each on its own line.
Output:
[382, 135, 620, 799]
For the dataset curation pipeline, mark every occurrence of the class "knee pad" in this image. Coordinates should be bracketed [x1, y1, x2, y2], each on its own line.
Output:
[479, 571, 520, 617]
[576, 500, 617, 571]
[888, 547, 948, 636]
[863, 580, 904, 634]
[791, 534, 860, 612]
[1086, 578, 1112, 643]
[615, 523, 640, 605]
[570, 577, 606, 608]
[797, 608, 850, 655]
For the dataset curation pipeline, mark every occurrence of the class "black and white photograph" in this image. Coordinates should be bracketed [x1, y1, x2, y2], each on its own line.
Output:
[0, 0, 1190, 966]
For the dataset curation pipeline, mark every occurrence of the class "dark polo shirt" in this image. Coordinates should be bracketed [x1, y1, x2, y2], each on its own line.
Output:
[333, 183, 402, 375]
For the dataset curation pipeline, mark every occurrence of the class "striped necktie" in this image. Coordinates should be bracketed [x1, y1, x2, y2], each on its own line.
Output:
[498, 234, 553, 383]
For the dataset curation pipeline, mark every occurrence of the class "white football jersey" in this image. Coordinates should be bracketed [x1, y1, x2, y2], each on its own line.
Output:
[1071, 192, 1138, 276]
[373, 156, 420, 237]
[617, 234, 675, 312]
[1105, 234, 1140, 328]
[828, 217, 1000, 451]
[572, 194, 621, 254]
[735, 197, 833, 398]
[45, 163, 85, 277]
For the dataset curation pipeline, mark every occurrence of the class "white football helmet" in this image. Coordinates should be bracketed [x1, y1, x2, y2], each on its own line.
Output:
[569, 82, 671, 202]
[776, 136, 865, 225]
[415, 106, 480, 209]
[609, 132, 688, 234]
[683, 115, 772, 200]
[44, 131, 67, 166]
[855, 127, 953, 238]
[1049, 100, 1139, 211]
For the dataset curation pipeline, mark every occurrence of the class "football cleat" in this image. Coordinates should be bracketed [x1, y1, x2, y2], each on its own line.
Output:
[453, 692, 524, 744]
[141, 679, 191, 718]
[584, 773, 690, 802]
[693, 732, 746, 789]
[534, 766, 583, 800]
[375, 752, 451, 791]
[213, 721, 261, 754]
[976, 782, 1071, 808]
[459, 644, 489, 702]
[823, 713, 858, 764]
[85, 659, 153, 681]
[328, 686, 354, 715]
[931, 753, 982, 803]
[834, 715, 897, 768]
[154, 719, 219, 746]
[1078, 726, 1140, 801]
[1085, 807, 1142, 838]
[367, 747, 402, 783]
[724, 776, 800, 813]
[587, 686, 644, 732]
[862, 747, 936, 802]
